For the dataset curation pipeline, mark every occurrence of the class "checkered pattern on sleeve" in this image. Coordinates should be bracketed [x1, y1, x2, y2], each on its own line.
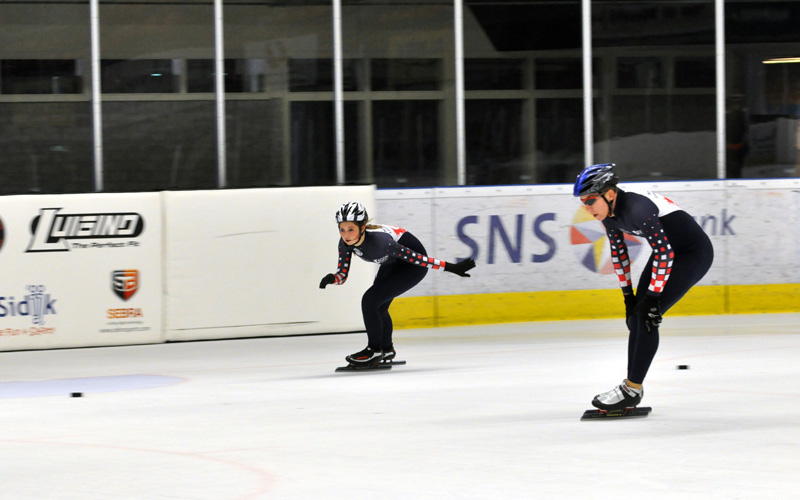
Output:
[607, 227, 633, 292]
[387, 239, 447, 271]
[641, 215, 674, 294]
[333, 244, 352, 285]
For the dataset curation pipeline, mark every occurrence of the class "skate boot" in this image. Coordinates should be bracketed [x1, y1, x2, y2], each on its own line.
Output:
[592, 380, 643, 411]
[345, 347, 383, 366]
[381, 347, 396, 362]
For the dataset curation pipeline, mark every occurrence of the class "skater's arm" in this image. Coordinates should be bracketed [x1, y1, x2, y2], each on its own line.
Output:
[624, 203, 672, 331]
[623, 194, 675, 296]
[638, 214, 673, 295]
[320, 241, 355, 289]
[331, 241, 353, 285]
[385, 239, 447, 271]
[606, 227, 633, 294]
[385, 239, 476, 276]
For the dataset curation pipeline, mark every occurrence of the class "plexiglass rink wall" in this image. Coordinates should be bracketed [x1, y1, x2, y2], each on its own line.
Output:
[1, 1, 799, 194]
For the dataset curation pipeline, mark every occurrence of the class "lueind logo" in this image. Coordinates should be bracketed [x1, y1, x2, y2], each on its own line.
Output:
[26, 208, 144, 252]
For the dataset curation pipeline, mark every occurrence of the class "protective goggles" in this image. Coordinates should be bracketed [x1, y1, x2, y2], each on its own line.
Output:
[580, 195, 601, 206]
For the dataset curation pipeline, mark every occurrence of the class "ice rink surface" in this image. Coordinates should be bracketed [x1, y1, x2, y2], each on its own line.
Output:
[2, 313, 799, 500]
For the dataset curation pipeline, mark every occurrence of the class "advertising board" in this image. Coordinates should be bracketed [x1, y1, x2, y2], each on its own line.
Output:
[0, 193, 163, 351]
[163, 186, 376, 341]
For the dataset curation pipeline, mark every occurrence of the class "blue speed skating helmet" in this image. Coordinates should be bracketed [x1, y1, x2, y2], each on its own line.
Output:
[573, 163, 619, 197]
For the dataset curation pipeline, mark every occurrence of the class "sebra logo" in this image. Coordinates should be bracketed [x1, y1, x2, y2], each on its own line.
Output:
[0, 285, 57, 325]
[112, 270, 139, 301]
[26, 208, 145, 252]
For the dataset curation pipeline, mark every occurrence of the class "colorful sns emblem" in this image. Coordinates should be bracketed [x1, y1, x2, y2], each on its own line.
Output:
[570, 209, 643, 274]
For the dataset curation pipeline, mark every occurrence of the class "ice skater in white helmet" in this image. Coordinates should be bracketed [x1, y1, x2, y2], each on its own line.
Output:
[320, 201, 476, 367]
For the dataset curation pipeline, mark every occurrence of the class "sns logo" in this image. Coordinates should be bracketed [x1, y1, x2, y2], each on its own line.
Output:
[0, 285, 58, 325]
[570, 208, 644, 274]
[26, 208, 145, 252]
[112, 270, 139, 301]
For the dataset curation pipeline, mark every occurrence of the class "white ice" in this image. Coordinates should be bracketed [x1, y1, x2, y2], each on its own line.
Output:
[1, 313, 799, 500]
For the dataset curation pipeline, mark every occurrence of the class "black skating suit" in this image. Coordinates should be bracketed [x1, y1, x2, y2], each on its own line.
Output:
[604, 189, 714, 384]
[331, 225, 447, 350]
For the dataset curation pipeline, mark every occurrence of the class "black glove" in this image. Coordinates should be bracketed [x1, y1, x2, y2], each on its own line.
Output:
[319, 273, 336, 289]
[444, 258, 476, 277]
[634, 295, 662, 332]
[623, 294, 636, 331]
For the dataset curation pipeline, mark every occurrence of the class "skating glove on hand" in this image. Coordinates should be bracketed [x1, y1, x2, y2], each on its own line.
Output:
[623, 294, 637, 331]
[444, 259, 476, 277]
[634, 295, 662, 332]
[319, 273, 336, 289]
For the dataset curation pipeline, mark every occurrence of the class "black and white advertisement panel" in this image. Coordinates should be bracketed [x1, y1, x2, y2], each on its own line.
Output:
[0, 193, 163, 351]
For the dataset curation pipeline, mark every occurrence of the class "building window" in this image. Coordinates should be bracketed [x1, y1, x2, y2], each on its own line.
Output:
[617, 57, 665, 89]
[371, 59, 441, 91]
[674, 57, 715, 88]
[465, 59, 524, 90]
[101, 59, 178, 93]
[289, 58, 364, 92]
[0, 59, 82, 95]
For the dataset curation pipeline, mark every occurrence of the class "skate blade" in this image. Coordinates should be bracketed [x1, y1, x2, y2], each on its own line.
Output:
[335, 363, 392, 373]
[580, 406, 652, 420]
[380, 359, 406, 366]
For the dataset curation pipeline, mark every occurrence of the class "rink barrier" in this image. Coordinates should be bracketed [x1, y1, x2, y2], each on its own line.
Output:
[377, 179, 800, 327]
[0, 186, 376, 352]
[0, 192, 164, 351]
[1, 181, 798, 351]
[161, 185, 376, 342]
[387, 283, 800, 328]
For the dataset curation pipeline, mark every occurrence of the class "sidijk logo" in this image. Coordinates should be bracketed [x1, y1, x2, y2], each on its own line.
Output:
[26, 208, 145, 252]
[0, 285, 58, 325]
[112, 270, 139, 301]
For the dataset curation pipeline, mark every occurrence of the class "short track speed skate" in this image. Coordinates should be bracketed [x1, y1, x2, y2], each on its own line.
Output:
[580, 406, 652, 421]
[335, 359, 406, 373]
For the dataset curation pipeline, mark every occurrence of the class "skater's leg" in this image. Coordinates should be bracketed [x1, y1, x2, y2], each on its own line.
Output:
[626, 322, 639, 381]
[627, 259, 659, 385]
[376, 232, 428, 349]
[361, 282, 390, 350]
[656, 247, 714, 315]
[627, 266, 660, 388]
[346, 283, 391, 365]
[363, 263, 426, 349]
[357, 232, 429, 357]
[377, 299, 393, 349]
[627, 240, 714, 384]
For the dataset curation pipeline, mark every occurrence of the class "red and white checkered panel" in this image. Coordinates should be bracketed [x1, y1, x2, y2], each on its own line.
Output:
[609, 230, 633, 289]
[642, 216, 674, 294]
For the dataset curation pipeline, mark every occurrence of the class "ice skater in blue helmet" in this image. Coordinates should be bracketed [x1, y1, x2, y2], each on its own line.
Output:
[320, 201, 476, 367]
[574, 164, 714, 410]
